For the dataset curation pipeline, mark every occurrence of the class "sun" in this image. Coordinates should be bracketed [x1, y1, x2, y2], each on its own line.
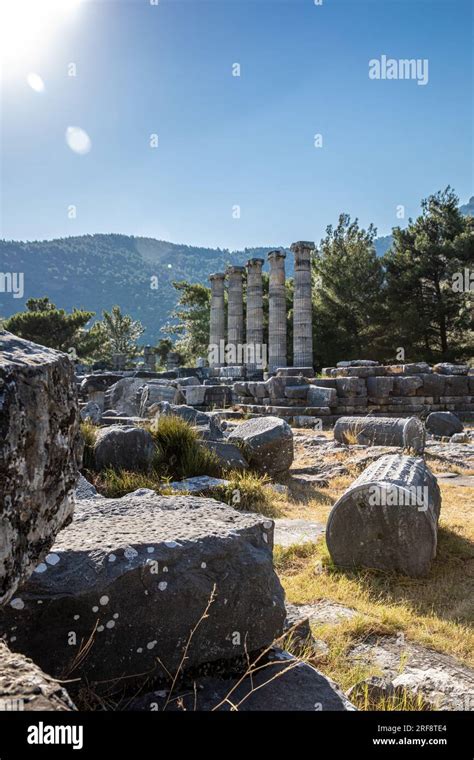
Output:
[0, 0, 83, 65]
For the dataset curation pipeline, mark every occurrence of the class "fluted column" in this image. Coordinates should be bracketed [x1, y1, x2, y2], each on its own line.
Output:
[245, 258, 264, 372]
[226, 265, 245, 365]
[267, 250, 287, 373]
[209, 272, 226, 367]
[291, 241, 314, 368]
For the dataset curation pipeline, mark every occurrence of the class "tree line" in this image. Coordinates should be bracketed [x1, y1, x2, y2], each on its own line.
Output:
[2, 188, 473, 369]
[165, 187, 474, 367]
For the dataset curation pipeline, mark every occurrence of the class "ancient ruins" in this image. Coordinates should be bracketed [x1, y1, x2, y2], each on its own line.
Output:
[0, 273, 472, 713]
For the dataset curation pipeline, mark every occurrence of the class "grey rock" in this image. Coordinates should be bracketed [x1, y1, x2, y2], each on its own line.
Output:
[181, 385, 207, 406]
[335, 377, 367, 397]
[418, 373, 446, 396]
[433, 363, 469, 376]
[392, 376, 423, 396]
[284, 385, 309, 400]
[366, 377, 394, 397]
[293, 415, 321, 428]
[401, 362, 431, 375]
[307, 385, 337, 407]
[276, 367, 314, 378]
[127, 651, 354, 711]
[102, 408, 120, 418]
[444, 375, 469, 395]
[94, 425, 155, 471]
[273, 518, 325, 547]
[154, 402, 210, 426]
[139, 383, 180, 416]
[337, 360, 378, 368]
[168, 476, 230, 493]
[80, 373, 123, 394]
[348, 635, 474, 710]
[0, 641, 76, 711]
[177, 376, 201, 387]
[228, 416, 294, 475]
[327, 454, 441, 577]
[80, 400, 102, 424]
[450, 432, 469, 444]
[426, 411, 463, 437]
[200, 440, 248, 471]
[103, 377, 146, 416]
[0, 493, 285, 689]
[286, 601, 359, 626]
[265, 375, 306, 401]
[0, 331, 80, 606]
[334, 416, 425, 454]
[246, 381, 268, 399]
[347, 676, 396, 704]
[75, 474, 100, 501]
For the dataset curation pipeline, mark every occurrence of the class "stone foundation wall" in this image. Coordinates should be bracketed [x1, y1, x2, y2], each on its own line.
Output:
[232, 361, 474, 423]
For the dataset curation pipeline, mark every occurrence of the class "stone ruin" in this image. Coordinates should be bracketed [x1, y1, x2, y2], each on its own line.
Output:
[232, 361, 474, 425]
[0, 330, 354, 711]
[208, 242, 314, 379]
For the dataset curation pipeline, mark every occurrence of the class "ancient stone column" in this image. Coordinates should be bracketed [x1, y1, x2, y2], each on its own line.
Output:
[267, 250, 287, 373]
[143, 345, 156, 372]
[209, 272, 226, 367]
[333, 415, 425, 454]
[226, 265, 245, 365]
[326, 454, 441, 577]
[290, 241, 314, 369]
[245, 258, 265, 373]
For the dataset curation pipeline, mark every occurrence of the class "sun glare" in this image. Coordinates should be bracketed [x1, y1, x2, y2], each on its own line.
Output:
[0, 0, 83, 65]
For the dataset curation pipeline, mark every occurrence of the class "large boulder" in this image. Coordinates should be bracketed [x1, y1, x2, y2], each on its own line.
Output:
[228, 416, 294, 475]
[128, 653, 354, 711]
[80, 400, 102, 424]
[0, 641, 76, 711]
[200, 440, 248, 471]
[80, 373, 123, 395]
[0, 331, 81, 606]
[307, 385, 337, 407]
[426, 411, 464, 437]
[433, 363, 468, 375]
[327, 455, 441, 577]
[138, 383, 180, 416]
[94, 425, 155, 471]
[103, 377, 146, 416]
[0, 492, 285, 690]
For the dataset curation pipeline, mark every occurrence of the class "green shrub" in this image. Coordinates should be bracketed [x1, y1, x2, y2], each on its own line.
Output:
[217, 471, 282, 517]
[95, 468, 162, 498]
[150, 415, 222, 479]
[80, 421, 99, 472]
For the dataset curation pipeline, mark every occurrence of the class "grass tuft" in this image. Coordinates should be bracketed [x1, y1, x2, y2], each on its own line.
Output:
[150, 415, 222, 479]
[215, 470, 283, 517]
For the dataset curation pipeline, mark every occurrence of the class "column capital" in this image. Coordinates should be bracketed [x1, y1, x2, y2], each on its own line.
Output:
[226, 265, 246, 276]
[290, 241, 315, 255]
[247, 257, 264, 270]
[267, 249, 286, 264]
[209, 271, 226, 282]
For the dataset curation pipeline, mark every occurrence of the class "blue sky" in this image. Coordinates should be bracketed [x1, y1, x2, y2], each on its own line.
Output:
[1, 0, 472, 249]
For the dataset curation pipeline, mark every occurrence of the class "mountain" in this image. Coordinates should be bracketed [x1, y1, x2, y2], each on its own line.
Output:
[0, 235, 282, 344]
[460, 196, 474, 217]
[1, 198, 470, 344]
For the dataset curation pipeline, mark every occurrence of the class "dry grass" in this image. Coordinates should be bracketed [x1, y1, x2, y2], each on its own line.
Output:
[273, 431, 474, 708]
[273, 477, 474, 705]
[214, 471, 285, 518]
